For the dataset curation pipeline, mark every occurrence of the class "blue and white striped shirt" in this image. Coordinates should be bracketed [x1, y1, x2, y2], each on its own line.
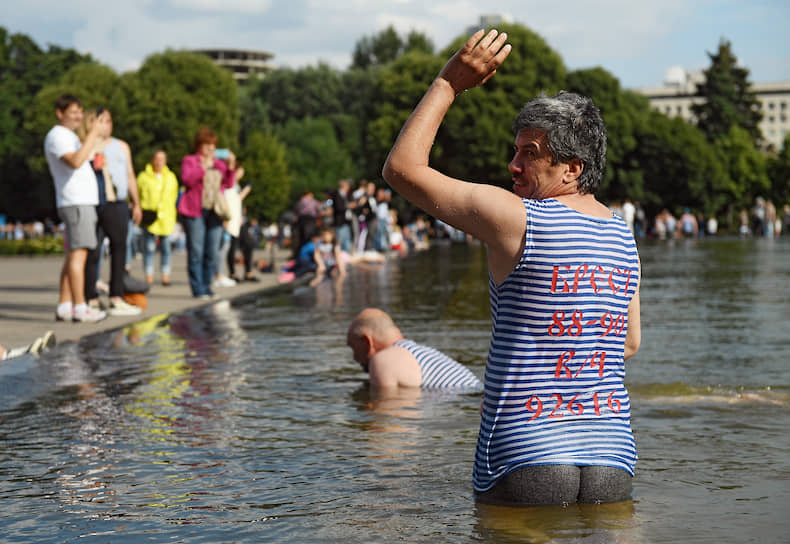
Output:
[473, 198, 639, 492]
[394, 339, 483, 391]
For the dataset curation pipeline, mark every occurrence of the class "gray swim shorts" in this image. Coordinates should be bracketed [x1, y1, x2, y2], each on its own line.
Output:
[475, 465, 632, 506]
[58, 205, 98, 250]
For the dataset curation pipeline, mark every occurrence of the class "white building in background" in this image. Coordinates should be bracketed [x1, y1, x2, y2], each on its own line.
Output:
[637, 67, 790, 151]
[192, 48, 274, 83]
[467, 14, 509, 35]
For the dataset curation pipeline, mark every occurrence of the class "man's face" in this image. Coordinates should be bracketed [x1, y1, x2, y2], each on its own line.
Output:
[346, 332, 370, 370]
[508, 128, 570, 199]
[56, 103, 83, 131]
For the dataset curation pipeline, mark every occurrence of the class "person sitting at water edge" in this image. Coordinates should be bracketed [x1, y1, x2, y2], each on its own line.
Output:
[310, 227, 346, 286]
[347, 308, 483, 392]
[381, 30, 641, 506]
[1, 331, 56, 360]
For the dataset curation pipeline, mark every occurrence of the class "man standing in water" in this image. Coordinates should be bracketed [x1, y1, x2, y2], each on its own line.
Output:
[382, 30, 641, 505]
[347, 308, 483, 392]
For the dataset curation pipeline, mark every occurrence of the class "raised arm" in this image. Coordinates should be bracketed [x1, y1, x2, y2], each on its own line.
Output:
[60, 112, 110, 169]
[382, 30, 526, 276]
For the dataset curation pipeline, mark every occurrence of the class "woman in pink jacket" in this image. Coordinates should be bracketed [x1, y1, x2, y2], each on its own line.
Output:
[178, 127, 239, 298]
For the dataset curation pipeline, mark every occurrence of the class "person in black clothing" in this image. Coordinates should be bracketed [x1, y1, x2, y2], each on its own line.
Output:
[331, 179, 353, 253]
[238, 218, 262, 281]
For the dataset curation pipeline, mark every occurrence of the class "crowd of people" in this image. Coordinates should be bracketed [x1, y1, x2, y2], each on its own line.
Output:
[41, 94, 263, 323]
[274, 179, 440, 284]
[37, 92, 444, 329]
[603, 198, 790, 240]
[8, 28, 790, 510]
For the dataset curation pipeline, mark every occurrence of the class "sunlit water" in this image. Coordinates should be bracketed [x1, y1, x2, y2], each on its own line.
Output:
[1, 237, 789, 543]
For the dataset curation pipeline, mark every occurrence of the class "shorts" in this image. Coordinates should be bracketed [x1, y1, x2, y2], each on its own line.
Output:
[475, 465, 632, 506]
[58, 205, 98, 250]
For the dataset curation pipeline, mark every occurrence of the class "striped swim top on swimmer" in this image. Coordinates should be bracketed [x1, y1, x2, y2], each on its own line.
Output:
[394, 339, 483, 391]
[473, 198, 640, 492]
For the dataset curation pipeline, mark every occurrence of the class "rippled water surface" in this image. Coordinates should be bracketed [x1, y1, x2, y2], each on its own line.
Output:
[1, 238, 789, 543]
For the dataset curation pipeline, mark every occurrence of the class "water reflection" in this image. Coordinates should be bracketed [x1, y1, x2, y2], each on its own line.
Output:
[351, 385, 422, 470]
[475, 500, 639, 543]
[3, 239, 790, 542]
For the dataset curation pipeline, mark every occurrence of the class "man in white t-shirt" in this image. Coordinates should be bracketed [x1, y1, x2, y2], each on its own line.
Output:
[44, 94, 110, 322]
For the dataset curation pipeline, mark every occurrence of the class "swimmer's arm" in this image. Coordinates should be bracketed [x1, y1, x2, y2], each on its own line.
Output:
[382, 30, 524, 263]
[624, 261, 641, 360]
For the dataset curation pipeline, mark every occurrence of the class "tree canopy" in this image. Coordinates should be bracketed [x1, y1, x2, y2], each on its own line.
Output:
[692, 39, 763, 145]
[0, 24, 786, 232]
[0, 28, 93, 219]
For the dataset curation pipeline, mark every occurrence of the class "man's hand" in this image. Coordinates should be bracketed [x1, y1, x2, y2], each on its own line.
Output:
[438, 29, 511, 95]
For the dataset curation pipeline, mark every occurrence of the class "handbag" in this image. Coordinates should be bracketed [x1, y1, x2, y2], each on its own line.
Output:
[140, 209, 158, 229]
[213, 190, 231, 221]
[202, 168, 231, 221]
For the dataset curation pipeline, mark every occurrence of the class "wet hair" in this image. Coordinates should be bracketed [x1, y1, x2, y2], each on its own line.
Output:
[193, 126, 218, 152]
[54, 94, 81, 112]
[513, 91, 607, 194]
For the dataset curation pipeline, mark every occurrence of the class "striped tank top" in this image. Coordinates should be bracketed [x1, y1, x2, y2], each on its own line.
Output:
[473, 198, 639, 492]
[394, 339, 483, 391]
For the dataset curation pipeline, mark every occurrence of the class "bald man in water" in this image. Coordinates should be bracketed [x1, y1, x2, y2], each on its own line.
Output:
[347, 308, 483, 392]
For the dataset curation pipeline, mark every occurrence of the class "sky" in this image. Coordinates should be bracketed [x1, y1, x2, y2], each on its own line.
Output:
[3, 0, 789, 89]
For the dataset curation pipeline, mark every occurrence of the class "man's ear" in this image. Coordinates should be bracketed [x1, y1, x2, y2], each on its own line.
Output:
[563, 158, 583, 184]
[363, 333, 377, 359]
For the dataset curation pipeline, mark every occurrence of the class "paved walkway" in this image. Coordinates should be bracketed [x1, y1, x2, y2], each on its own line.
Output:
[0, 245, 292, 351]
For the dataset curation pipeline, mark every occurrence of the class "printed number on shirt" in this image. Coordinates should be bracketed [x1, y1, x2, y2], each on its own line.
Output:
[525, 391, 622, 421]
[548, 310, 625, 338]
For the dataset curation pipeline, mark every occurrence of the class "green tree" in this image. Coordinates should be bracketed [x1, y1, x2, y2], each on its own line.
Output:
[277, 117, 354, 198]
[692, 39, 762, 145]
[351, 26, 435, 70]
[241, 63, 363, 180]
[117, 50, 240, 175]
[351, 25, 403, 69]
[0, 28, 93, 220]
[566, 67, 649, 203]
[243, 63, 344, 128]
[767, 135, 790, 206]
[241, 131, 291, 221]
[715, 125, 770, 207]
[633, 112, 729, 218]
[404, 31, 434, 55]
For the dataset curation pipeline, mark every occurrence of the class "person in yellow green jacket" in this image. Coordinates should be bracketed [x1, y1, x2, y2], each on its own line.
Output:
[137, 150, 179, 285]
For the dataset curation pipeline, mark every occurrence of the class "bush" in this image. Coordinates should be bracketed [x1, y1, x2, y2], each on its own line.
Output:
[0, 236, 64, 255]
